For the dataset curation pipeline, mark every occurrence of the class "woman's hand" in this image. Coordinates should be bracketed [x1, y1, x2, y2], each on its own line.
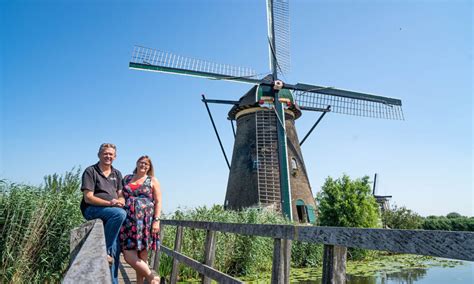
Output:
[152, 220, 160, 234]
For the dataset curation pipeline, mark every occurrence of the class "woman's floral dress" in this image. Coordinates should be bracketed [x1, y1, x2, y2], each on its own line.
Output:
[120, 175, 159, 251]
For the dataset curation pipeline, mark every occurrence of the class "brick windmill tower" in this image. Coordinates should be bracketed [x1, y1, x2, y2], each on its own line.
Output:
[224, 84, 317, 223]
[129, 0, 404, 223]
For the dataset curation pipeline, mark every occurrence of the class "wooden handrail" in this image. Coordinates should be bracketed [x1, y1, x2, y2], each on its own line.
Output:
[63, 219, 111, 283]
[161, 219, 474, 261]
[159, 219, 474, 284]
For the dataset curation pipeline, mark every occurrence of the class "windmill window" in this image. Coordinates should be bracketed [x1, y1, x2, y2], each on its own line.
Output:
[253, 160, 260, 170]
[291, 158, 298, 176]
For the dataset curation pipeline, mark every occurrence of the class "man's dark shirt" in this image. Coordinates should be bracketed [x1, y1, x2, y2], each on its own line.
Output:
[80, 163, 123, 215]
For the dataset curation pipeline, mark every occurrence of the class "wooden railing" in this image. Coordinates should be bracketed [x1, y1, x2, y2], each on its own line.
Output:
[156, 220, 474, 284]
[63, 219, 111, 283]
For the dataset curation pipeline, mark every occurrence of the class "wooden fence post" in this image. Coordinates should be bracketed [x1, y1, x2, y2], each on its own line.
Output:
[170, 226, 184, 284]
[271, 238, 286, 283]
[322, 244, 347, 284]
[152, 222, 165, 272]
[283, 239, 291, 283]
[201, 230, 217, 284]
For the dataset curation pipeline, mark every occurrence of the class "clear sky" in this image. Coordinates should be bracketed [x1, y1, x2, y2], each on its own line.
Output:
[1, 0, 472, 217]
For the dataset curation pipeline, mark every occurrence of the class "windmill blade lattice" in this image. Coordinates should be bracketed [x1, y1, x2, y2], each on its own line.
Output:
[130, 46, 260, 83]
[294, 89, 404, 120]
[266, 0, 291, 76]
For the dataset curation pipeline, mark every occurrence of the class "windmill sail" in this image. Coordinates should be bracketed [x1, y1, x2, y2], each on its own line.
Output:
[287, 83, 404, 120]
[129, 46, 260, 84]
[266, 0, 290, 78]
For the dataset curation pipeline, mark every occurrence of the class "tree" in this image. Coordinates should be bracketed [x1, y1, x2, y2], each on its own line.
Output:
[382, 204, 423, 229]
[316, 174, 380, 228]
[446, 212, 462, 219]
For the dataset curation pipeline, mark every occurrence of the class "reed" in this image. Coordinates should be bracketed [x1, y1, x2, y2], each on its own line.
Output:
[0, 170, 83, 283]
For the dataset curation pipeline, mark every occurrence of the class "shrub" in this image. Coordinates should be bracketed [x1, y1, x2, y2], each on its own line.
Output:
[316, 175, 380, 229]
[316, 174, 381, 260]
[446, 212, 462, 219]
[382, 204, 423, 229]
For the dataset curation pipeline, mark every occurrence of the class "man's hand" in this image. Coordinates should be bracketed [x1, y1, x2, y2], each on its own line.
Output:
[110, 198, 124, 207]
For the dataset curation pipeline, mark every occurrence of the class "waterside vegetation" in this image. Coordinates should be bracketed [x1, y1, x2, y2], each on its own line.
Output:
[0, 171, 471, 282]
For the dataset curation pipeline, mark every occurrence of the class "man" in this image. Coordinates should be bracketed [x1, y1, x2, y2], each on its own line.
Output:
[80, 143, 126, 284]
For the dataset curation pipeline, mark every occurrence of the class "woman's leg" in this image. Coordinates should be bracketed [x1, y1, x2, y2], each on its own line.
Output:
[123, 249, 157, 284]
[136, 250, 147, 284]
[139, 249, 161, 283]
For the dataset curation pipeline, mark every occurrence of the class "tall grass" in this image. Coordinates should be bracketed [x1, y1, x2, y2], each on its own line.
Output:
[158, 205, 324, 281]
[0, 172, 326, 282]
[0, 170, 83, 283]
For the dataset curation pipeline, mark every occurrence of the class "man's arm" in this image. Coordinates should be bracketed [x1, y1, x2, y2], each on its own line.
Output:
[83, 190, 116, 206]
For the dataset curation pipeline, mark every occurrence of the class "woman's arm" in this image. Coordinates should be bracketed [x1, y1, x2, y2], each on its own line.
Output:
[151, 177, 162, 234]
[152, 177, 162, 219]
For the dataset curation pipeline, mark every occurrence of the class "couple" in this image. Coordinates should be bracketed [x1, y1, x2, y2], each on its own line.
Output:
[80, 143, 162, 284]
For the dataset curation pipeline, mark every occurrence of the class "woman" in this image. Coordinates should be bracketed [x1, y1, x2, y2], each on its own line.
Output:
[120, 155, 162, 284]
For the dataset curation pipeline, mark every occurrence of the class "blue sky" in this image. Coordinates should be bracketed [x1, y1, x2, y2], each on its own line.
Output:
[1, 0, 472, 217]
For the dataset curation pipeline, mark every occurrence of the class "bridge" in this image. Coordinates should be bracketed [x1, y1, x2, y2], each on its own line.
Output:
[63, 219, 474, 283]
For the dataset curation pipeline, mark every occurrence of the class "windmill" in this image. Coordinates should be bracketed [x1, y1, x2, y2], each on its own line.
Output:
[372, 173, 392, 213]
[129, 0, 403, 222]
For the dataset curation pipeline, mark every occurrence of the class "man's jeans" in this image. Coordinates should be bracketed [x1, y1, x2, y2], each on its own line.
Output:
[84, 206, 126, 284]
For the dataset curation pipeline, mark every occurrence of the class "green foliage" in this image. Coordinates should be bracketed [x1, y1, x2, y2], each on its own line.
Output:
[381, 204, 423, 229]
[159, 205, 310, 280]
[0, 169, 84, 283]
[291, 242, 323, 267]
[316, 175, 380, 228]
[422, 215, 474, 232]
[446, 212, 461, 219]
[315, 174, 381, 260]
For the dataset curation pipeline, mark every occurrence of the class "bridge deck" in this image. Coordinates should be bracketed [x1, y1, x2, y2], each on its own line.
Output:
[118, 254, 137, 284]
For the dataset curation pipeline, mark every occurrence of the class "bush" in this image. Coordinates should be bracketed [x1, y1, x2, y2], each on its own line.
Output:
[382, 204, 423, 229]
[422, 216, 474, 232]
[446, 212, 462, 219]
[316, 174, 381, 260]
[316, 174, 380, 228]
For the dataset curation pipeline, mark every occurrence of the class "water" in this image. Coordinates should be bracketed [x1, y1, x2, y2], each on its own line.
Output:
[296, 261, 473, 284]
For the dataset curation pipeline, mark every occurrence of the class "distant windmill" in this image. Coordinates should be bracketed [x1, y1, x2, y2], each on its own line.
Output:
[372, 173, 392, 212]
[129, 0, 403, 223]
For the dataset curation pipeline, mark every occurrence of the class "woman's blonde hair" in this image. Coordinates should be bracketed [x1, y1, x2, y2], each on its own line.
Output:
[133, 155, 155, 177]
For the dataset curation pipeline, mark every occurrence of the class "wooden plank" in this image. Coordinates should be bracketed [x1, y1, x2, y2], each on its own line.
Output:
[202, 230, 217, 284]
[296, 226, 474, 261]
[161, 245, 243, 284]
[161, 220, 474, 261]
[170, 226, 183, 283]
[322, 245, 346, 284]
[64, 220, 111, 283]
[271, 239, 283, 284]
[118, 254, 136, 284]
[151, 222, 165, 272]
[69, 219, 96, 264]
[282, 239, 291, 284]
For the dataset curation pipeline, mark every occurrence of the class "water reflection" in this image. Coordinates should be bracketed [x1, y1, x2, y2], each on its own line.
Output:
[291, 258, 474, 284]
[345, 268, 428, 284]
